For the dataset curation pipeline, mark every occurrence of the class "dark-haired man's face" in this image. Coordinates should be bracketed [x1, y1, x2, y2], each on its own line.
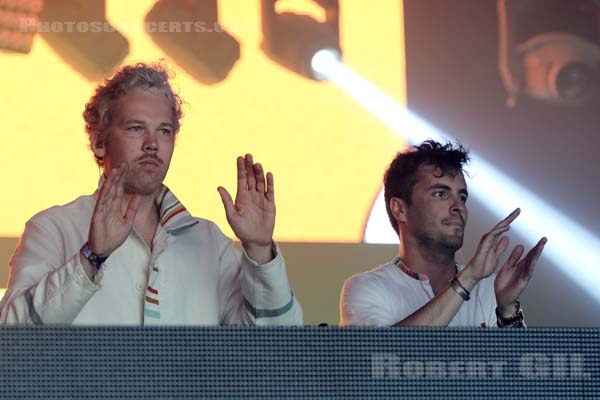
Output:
[405, 164, 469, 254]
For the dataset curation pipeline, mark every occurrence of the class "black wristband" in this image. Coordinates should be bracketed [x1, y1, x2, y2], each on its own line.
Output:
[80, 242, 108, 270]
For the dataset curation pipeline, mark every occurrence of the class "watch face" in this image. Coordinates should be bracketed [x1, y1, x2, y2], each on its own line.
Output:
[82, 245, 93, 258]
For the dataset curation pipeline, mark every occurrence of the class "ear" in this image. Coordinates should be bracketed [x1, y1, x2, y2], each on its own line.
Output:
[390, 197, 409, 225]
[91, 133, 106, 160]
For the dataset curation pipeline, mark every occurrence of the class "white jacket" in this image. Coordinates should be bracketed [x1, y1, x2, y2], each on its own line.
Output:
[0, 188, 303, 325]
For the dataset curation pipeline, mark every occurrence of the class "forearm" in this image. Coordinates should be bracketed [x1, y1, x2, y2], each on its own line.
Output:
[241, 246, 302, 325]
[242, 241, 274, 265]
[393, 284, 466, 326]
[394, 272, 478, 327]
[1, 253, 100, 325]
[219, 239, 303, 326]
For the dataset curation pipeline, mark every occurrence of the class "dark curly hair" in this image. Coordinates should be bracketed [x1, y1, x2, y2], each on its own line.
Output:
[83, 61, 184, 166]
[384, 140, 470, 234]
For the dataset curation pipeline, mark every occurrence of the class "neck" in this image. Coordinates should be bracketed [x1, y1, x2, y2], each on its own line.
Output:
[398, 234, 457, 294]
[125, 192, 160, 246]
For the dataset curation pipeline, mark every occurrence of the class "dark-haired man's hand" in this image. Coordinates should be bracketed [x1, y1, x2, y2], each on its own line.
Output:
[460, 208, 521, 287]
[494, 237, 547, 313]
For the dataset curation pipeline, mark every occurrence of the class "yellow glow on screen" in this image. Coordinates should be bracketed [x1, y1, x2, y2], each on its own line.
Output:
[0, 0, 406, 242]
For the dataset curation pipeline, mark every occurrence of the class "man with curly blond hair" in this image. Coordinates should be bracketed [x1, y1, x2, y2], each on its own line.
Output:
[0, 62, 302, 326]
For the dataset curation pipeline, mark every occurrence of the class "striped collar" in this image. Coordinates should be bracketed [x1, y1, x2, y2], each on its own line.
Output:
[393, 257, 429, 281]
[95, 177, 197, 236]
[393, 257, 462, 281]
[154, 185, 198, 235]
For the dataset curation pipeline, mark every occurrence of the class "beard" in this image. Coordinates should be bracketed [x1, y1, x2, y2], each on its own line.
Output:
[416, 229, 463, 252]
[123, 163, 167, 196]
[412, 221, 464, 264]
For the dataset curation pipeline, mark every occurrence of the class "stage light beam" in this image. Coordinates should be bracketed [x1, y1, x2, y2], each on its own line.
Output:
[314, 56, 600, 304]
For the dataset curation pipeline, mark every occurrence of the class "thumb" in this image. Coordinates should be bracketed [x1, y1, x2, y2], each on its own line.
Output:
[124, 193, 142, 222]
[217, 187, 235, 217]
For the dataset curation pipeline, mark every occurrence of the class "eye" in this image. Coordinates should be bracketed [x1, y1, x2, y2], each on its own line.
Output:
[433, 191, 447, 199]
[127, 125, 143, 134]
[158, 128, 173, 136]
[460, 194, 468, 204]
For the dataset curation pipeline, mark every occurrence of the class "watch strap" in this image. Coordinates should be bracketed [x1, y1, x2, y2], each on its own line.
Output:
[80, 242, 108, 270]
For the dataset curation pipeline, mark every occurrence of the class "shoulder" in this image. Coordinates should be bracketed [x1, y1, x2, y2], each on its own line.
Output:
[185, 217, 227, 237]
[26, 195, 95, 231]
[340, 262, 403, 326]
[342, 262, 399, 297]
[179, 217, 235, 252]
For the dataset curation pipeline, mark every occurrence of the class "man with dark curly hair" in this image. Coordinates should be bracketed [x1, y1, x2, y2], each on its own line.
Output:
[341, 140, 546, 327]
[0, 62, 302, 326]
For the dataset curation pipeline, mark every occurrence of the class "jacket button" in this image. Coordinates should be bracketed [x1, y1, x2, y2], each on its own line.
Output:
[136, 283, 143, 291]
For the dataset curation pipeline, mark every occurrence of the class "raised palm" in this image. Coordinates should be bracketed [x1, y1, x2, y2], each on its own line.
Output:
[218, 154, 276, 247]
[494, 238, 547, 307]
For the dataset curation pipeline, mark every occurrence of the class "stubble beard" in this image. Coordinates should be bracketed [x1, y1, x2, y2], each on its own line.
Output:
[123, 165, 166, 196]
[414, 226, 464, 265]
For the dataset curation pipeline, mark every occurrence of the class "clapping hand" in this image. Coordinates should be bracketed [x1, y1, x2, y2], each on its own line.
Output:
[461, 208, 521, 287]
[494, 237, 547, 309]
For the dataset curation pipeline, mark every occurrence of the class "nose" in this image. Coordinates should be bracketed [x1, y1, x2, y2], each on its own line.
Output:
[142, 131, 158, 153]
[450, 196, 466, 216]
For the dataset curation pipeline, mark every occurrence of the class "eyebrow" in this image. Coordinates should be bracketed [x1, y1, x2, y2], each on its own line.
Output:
[427, 183, 469, 197]
[122, 119, 144, 125]
[121, 120, 174, 128]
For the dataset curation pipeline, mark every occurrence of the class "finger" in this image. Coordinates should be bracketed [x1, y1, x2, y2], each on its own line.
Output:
[523, 237, 548, 273]
[494, 208, 521, 229]
[114, 163, 128, 200]
[489, 223, 511, 236]
[496, 244, 524, 277]
[124, 193, 142, 222]
[493, 236, 510, 258]
[479, 224, 511, 249]
[254, 163, 265, 193]
[217, 186, 235, 217]
[266, 172, 275, 202]
[106, 165, 125, 209]
[245, 154, 256, 191]
[236, 156, 247, 191]
[98, 167, 119, 208]
[506, 244, 525, 268]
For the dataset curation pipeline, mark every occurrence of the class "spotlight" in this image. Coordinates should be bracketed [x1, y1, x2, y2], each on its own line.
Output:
[311, 48, 341, 80]
[145, 0, 240, 85]
[38, 0, 129, 81]
[0, 0, 43, 53]
[261, 0, 341, 80]
[498, 0, 600, 107]
[517, 33, 600, 104]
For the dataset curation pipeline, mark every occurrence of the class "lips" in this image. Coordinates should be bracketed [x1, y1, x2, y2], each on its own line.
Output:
[139, 160, 160, 166]
[443, 218, 464, 227]
[137, 156, 162, 166]
[446, 221, 464, 227]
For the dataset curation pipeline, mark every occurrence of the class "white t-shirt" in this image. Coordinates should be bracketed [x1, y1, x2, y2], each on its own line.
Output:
[340, 258, 497, 327]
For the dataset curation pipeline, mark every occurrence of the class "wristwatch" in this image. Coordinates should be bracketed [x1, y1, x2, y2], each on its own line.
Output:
[80, 242, 108, 269]
[496, 301, 525, 327]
